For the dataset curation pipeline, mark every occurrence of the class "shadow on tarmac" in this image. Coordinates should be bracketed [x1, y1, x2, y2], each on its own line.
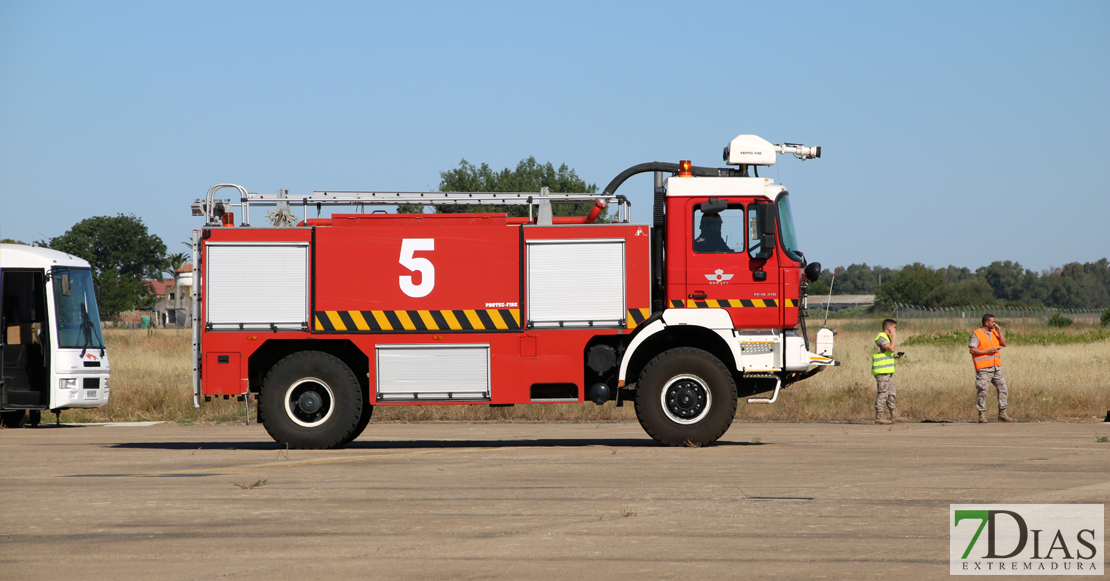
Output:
[111, 438, 767, 451]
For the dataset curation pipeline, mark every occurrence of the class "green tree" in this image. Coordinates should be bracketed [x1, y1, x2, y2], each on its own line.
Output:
[937, 265, 975, 283]
[935, 278, 996, 306]
[875, 263, 950, 307]
[816, 263, 896, 295]
[1042, 264, 1087, 309]
[1, 238, 28, 245]
[165, 252, 189, 277]
[1079, 258, 1110, 308]
[402, 157, 603, 219]
[977, 260, 1028, 302]
[47, 215, 167, 319]
[807, 280, 830, 296]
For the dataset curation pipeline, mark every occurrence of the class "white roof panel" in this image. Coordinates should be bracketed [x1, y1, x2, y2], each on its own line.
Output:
[0, 244, 92, 269]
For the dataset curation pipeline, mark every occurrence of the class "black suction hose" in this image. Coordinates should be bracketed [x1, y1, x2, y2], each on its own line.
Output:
[601, 162, 744, 196]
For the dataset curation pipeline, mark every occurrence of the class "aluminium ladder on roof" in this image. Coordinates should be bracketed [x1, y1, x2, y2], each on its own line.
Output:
[202, 184, 631, 227]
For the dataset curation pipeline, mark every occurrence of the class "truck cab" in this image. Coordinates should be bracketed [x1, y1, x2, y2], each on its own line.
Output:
[1, 244, 110, 428]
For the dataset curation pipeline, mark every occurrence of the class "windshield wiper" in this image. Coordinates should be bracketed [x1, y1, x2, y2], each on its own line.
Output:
[79, 303, 104, 358]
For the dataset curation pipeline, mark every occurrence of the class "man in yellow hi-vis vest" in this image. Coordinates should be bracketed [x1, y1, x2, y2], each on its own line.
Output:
[969, 313, 1012, 423]
[872, 319, 905, 425]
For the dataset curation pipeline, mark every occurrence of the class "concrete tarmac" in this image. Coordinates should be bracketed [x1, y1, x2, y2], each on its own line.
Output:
[1, 420, 1107, 580]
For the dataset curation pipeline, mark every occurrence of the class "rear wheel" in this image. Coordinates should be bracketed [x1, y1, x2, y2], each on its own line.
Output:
[1, 410, 27, 429]
[260, 351, 362, 449]
[634, 348, 737, 446]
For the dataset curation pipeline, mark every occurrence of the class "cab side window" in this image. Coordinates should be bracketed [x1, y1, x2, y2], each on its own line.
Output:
[693, 206, 745, 254]
[747, 206, 762, 259]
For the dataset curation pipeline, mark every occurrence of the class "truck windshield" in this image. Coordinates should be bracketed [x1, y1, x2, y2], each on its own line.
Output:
[777, 194, 803, 262]
[52, 268, 105, 350]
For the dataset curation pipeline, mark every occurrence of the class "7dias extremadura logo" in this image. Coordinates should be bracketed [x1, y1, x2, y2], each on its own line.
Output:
[950, 505, 1103, 575]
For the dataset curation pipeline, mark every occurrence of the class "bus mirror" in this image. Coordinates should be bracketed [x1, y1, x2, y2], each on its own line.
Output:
[94, 279, 101, 301]
[61, 274, 71, 297]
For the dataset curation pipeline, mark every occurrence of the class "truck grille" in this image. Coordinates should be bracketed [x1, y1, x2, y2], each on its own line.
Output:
[83, 378, 99, 390]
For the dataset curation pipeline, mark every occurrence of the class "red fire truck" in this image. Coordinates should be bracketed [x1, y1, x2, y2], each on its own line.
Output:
[190, 134, 837, 448]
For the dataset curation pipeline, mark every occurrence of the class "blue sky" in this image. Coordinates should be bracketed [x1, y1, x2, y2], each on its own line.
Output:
[2, 1, 1107, 272]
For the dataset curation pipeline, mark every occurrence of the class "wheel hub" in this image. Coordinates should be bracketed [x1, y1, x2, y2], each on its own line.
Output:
[297, 391, 322, 414]
[284, 378, 335, 428]
[664, 378, 708, 420]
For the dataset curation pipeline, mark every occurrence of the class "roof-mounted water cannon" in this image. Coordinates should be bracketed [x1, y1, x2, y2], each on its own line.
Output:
[723, 134, 821, 167]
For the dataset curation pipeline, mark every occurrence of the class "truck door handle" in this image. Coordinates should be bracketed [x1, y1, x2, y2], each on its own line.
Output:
[688, 292, 707, 299]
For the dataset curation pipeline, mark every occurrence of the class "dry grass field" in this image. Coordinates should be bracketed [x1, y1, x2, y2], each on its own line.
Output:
[43, 322, 1110, 425]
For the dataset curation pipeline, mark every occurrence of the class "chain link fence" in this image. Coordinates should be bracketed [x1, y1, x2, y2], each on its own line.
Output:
[888, 304, 1103, 328]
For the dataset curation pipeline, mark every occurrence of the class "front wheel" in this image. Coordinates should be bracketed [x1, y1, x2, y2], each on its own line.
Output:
[634, 348, 737, 446]
[260, 351, 363, 449]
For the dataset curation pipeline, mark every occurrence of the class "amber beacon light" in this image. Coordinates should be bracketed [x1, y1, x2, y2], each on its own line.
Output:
[678, 160, 692, 177]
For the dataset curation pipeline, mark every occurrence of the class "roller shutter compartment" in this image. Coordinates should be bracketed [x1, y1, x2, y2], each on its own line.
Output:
[205, 243, 309, 331]
[527, 239, 625, 327]
[376, 344, 490, 402]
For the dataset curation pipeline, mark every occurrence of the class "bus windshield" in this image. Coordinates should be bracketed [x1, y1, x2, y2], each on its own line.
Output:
[53, 268, 105, 350]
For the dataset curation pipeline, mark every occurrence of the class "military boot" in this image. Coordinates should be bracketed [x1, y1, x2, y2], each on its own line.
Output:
[978, 411, 988, 423]
[890, 409, 908, 423]
[998, 408, 1013, 422]
[875, 411, 892, 425]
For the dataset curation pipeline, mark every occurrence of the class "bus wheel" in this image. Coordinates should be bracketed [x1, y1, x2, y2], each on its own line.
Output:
[634, 347, 737, 446]
[1, 410, 27, 429]
[260, 351, 362, 449]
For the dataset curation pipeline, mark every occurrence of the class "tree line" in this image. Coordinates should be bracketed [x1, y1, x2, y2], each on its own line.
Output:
[399, 157, 606, 220]
[15, 156, 1102, 318]
[809, 260, 1110, 310]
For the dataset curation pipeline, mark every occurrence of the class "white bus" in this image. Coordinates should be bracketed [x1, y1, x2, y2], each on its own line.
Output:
[1, 244, 110, 427]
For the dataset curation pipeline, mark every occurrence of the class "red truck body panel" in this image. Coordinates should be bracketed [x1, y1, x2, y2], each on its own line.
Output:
[197, 216, 650, 405]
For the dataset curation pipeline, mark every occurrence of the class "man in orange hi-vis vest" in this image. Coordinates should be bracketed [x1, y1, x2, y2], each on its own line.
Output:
[968, 313, 1013, 423]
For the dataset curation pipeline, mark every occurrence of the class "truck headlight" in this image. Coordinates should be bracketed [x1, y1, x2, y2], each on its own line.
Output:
[61, 378, 77, 389]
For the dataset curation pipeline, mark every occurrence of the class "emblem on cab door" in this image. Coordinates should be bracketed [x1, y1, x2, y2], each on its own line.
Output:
[705, 269, 734, 282]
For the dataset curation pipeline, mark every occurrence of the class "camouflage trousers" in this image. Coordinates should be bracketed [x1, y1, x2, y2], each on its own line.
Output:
[875, 374, 896, 412]
[975, 367, 1008, 412]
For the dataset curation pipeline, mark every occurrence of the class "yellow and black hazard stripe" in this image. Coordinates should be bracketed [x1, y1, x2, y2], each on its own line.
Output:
[315, 309, 521, 332]
[667, 299, 801, 309]
[626, 308, 651, 329]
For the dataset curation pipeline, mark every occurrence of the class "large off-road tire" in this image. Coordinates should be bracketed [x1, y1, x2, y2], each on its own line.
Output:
[634, 347, 737, 446]
[338, 399, 374, 446]
[260, 351, 363, 449]
[1, 410, 27, 429]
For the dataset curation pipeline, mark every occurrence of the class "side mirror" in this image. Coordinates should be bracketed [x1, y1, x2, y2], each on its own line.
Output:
[700, 197, 727, 214]
[94, 278, 101, 301]
[751, 235, 775, 261]
[61, 273, 71, 297]
[759, 204, 777, 235]
[749, 204, 776, 260]
[805, 262, 822, 283]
